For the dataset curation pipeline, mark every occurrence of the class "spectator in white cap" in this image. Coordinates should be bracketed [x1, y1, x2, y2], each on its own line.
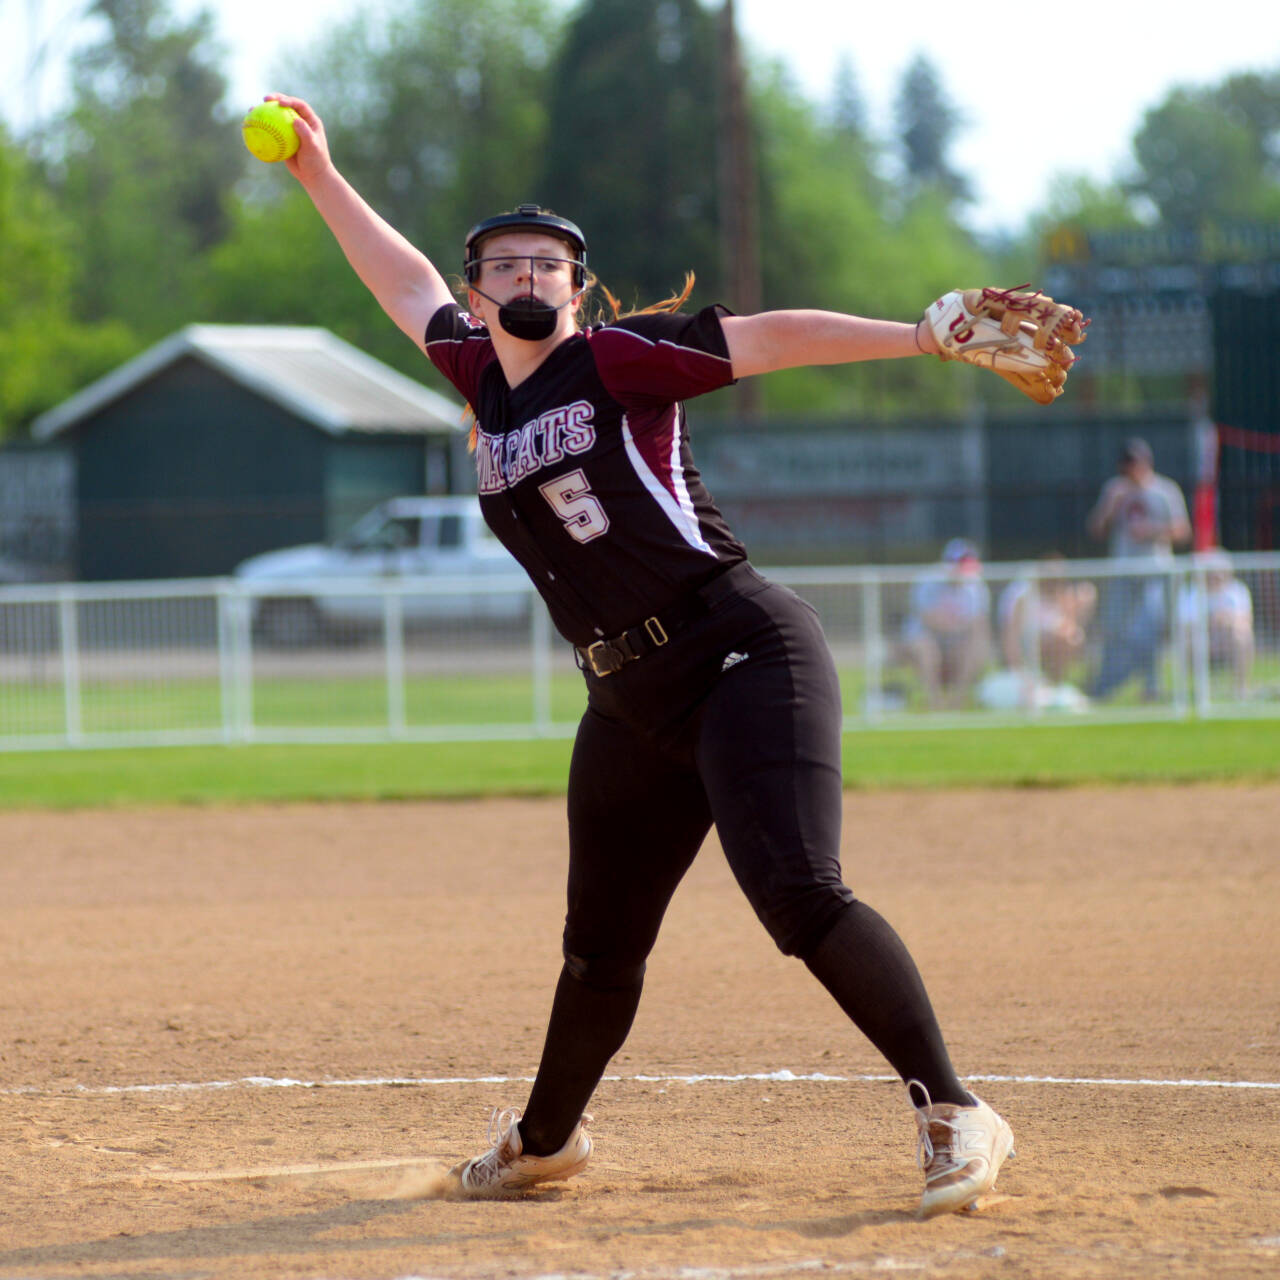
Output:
[899, 538, 992, 709]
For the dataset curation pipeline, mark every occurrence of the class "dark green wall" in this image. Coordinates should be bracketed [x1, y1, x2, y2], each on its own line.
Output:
[983, 411, 1197, 560]
[1213, 287, 1280, 550]
[324, 437, 429, 540]
[71, 357, 428, 580]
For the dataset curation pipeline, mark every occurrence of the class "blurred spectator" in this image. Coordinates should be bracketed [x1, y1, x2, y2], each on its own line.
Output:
[900, 538, 991, 709]
[1086, 438, 1191, 700]
[998, 552, 1097, 692]
[1177, 549, 1254, 700]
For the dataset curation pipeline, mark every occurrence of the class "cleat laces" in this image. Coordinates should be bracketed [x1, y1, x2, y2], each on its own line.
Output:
[911, 1081, 958, 1177]
[462, 1106, 524, 1189]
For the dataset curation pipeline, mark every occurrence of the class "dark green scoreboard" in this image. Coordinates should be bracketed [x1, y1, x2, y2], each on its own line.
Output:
[1042, 224, 1280, 549]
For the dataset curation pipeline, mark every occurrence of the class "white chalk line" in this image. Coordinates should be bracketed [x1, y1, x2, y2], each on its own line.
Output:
[4, 1068, 1278, 1098]
[390, 1258, 1013, 1280]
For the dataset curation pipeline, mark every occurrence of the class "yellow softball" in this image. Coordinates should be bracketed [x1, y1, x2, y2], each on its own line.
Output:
[242, 101, 300, 163]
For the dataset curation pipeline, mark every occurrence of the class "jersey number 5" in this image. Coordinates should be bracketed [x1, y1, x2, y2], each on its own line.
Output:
[539, 468, 610, 544]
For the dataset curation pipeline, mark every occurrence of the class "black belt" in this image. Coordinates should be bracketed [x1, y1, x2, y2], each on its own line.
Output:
[575, 562, 759, 678]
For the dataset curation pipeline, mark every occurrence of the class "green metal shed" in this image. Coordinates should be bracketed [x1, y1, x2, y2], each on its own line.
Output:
[32, 325, 468, 581]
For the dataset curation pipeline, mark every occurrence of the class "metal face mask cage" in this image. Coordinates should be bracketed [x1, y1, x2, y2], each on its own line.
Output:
[463, 203, 588, 289]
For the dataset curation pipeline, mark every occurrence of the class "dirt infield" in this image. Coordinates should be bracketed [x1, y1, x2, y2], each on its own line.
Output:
[1, 785, 1277, 1279]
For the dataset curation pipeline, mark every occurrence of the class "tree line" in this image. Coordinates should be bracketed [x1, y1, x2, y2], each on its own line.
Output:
[1, 0, 1277, 438]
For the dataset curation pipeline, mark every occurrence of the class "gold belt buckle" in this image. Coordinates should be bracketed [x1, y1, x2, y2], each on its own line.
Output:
[643, 616, 668, 646]
[584, 639, 624, 677]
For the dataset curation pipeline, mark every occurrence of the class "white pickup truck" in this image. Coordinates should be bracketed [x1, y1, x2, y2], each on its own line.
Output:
[233, 496, 529, 645]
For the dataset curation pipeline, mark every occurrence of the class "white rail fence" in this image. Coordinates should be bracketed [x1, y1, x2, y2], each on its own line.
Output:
[1, 553, 1277, 750]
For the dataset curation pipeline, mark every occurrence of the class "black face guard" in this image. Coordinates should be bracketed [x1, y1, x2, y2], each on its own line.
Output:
[466, 255, 587, 341]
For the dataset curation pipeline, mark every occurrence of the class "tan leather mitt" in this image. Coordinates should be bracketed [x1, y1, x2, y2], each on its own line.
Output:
[922, 286, 1089, 404]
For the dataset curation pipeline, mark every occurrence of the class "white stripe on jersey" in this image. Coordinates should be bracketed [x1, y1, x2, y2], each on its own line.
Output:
[622, 412, 716, 556]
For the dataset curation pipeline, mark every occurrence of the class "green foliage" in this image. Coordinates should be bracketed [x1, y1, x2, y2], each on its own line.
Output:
[0, 128, 135, 435]
[0, 133, 68, 315]
[217, 0, 560, 383]
[746, 70, 991, 416]
[893, 54, 970, 209]
[0, 316, 137, 435]
[199, 184, 423, 377]
[37, 0, 243, 341]
[1031, 70, 1280, 234]
[1036, 174, 1147, 233]
[1217, 70, 1280, 185]
[1131, 85, 1271, 225]
[1011, 70, 1279, 416]
[754, 71, 882, 313]
[830, 55, 870, 142]
[539, 0, 722, 304]
[2, 0, 1271, 430]
[285, 0, 558, 279]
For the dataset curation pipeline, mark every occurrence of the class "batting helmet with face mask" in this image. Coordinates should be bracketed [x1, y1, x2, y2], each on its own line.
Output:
[464, 203, 588, 288]
[462, 204, 589, 341]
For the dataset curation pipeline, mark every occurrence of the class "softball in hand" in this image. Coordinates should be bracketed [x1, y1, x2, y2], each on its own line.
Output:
[242, 101, 299, 163]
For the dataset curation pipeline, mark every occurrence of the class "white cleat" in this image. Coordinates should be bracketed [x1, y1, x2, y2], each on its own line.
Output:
[910, 1081, 1015, 1218]
[451, 1107, 592, 1195]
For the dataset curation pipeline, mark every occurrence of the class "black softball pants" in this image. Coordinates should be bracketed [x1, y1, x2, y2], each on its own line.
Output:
[518, 565, 967, 1156]
[566, 564, 850, 965]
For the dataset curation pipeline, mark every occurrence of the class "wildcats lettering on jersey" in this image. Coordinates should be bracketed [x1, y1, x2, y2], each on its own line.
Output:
[476, 399, 597, 494]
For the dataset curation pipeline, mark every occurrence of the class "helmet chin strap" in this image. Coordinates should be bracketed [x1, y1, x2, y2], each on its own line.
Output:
[469, 287, 587, 341]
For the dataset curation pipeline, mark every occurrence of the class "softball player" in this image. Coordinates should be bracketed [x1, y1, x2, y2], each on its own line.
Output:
[274, 93, 1013, 1218]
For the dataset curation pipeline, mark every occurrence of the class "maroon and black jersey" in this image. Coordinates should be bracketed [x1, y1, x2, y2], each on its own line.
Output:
[425, 303, 748, 645]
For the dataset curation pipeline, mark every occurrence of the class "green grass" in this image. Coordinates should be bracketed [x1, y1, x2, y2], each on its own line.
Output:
[7, 649, 1276, 737]
[1, 719, 1277, 810]
[0, 671, 591, 736]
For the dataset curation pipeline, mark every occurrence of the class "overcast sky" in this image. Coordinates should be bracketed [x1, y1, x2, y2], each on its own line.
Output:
[4, 0, 1277, 232]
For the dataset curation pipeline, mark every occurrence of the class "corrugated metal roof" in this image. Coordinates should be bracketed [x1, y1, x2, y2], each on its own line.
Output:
[33, 324, 466, 440]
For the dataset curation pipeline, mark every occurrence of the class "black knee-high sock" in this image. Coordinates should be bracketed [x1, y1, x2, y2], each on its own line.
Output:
[802, 899, 970, 1108]
[519, 963, 643, 1156]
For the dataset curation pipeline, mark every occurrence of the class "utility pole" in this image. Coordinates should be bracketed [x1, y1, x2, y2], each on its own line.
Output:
[716, 0, 762, 417]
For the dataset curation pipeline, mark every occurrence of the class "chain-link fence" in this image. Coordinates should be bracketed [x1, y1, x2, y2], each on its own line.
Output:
[2, 553, 1277, 750]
